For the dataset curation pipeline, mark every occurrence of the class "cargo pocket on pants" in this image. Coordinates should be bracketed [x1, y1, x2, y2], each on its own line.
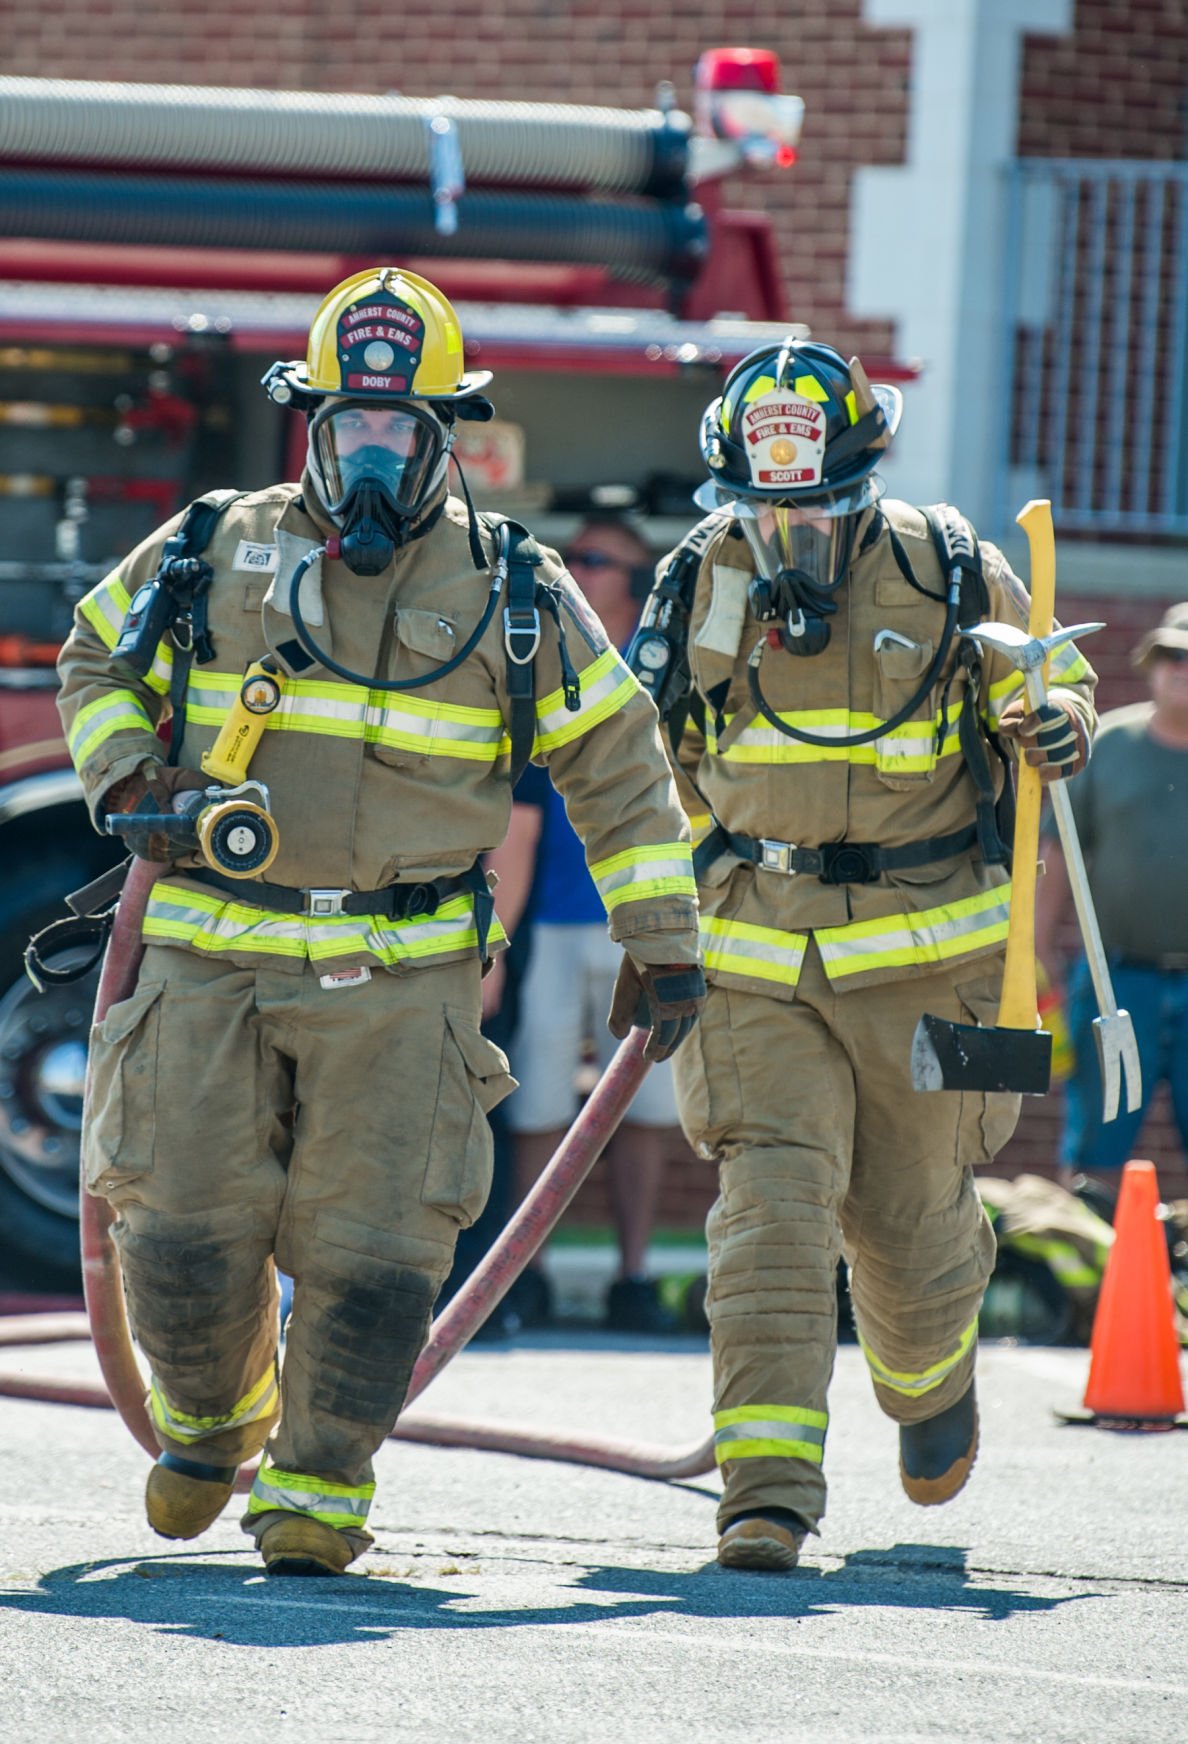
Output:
[423, 1007, 518, 1226]
[955, 970, 1022, 1162]
[83, 981, 165, 1193]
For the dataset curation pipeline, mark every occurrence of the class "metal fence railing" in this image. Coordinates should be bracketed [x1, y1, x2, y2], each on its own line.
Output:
[995, 159, 1188, 537]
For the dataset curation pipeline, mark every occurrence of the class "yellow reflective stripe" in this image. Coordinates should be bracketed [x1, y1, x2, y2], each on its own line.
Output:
[844, 388, 858, 422]
[859, 1315, 978, 1397]
[142, 880, 507, 967]
[713, 1405, 828, 1466]
[246, 1461, 374, 1527]
[715, 1438, 825, 1463]
[816, 885, 1010, 980]
[715, 1404, 828, 1429]
[78, 574, 172, 695]
[707, 702, 962, 768]
[589, 842, 695, 912]
[149, 1364, 278, 1443]
[186, 672, 510, 762]
[533, 649, 639, 754]
[701, 915, 806, 987]
[984, 643, 1091, 727]
[67, 688, 154, 766]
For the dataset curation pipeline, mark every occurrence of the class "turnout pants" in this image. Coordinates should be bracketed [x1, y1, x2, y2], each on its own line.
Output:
[673, 943, 1015, 1536]
[84, 944, 515, 1551]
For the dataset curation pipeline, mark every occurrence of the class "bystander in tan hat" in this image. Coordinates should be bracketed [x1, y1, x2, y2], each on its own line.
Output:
[1133, 602, 1188, 667]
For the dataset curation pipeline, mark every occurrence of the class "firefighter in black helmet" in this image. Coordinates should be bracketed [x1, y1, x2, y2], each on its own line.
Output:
[634, 337, 1099, 1572]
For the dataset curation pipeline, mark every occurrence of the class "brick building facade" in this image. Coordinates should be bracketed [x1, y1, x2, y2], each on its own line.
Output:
[4, 0, 1185, 1218]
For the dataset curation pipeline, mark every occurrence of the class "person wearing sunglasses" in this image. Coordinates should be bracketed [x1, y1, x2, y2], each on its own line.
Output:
[1037, 602, 1188, 1187]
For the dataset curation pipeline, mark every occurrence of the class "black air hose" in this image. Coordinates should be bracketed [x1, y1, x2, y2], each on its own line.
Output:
[0, 170, 708, 286]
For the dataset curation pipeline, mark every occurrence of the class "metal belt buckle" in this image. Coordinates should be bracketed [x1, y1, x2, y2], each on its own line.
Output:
[305, 888, 352, 918]
[759, 838, 796, 875]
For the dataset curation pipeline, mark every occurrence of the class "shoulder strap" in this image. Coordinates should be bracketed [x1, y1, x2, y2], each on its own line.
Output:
[165, 489, 246, 765]
[920, 503, 1011, 866]
[921, 503, 988, 626]
[480, 513, 546, 787]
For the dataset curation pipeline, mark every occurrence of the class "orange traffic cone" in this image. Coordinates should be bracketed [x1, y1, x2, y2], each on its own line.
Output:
[1080, 1160, 1186, 1429]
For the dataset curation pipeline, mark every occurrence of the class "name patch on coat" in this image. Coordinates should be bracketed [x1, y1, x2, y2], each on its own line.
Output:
[233, 540, 280, 573]
[319, 966, 372, 990]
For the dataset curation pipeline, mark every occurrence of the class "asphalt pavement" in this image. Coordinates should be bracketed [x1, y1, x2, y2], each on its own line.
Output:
[0, 1332, 1185, 1744]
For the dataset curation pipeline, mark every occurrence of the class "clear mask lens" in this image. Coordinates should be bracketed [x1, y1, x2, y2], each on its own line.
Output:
[311, 401, 445, 517]
[740, 504, 851, 594]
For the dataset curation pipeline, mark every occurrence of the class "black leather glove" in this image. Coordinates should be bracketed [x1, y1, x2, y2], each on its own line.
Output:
[608, 957, 706, 1063]
[102, 763, 209, 861]
[998, 696, 1090, 782]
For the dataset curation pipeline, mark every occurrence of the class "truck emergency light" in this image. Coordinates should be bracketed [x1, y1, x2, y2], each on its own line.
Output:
[694, 47, 804, 170]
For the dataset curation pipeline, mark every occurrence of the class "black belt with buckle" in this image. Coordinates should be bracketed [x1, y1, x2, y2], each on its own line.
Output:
[187, 862, 481, 921]
[693, 823, 979, 886]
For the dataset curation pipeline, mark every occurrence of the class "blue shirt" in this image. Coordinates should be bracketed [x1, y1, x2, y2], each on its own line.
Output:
[515, 761, 605, 926]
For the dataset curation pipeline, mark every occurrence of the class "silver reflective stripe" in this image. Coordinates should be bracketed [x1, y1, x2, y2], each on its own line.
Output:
[142, 883, 505, 966]
[714, 1418, 827, 1450]
[67, 690, 154, 765]
[149, 1368, 278, 1444]
[701, 917, 806, 988]
[816, 888, 1011, 979]
[534, 649, 638, 751]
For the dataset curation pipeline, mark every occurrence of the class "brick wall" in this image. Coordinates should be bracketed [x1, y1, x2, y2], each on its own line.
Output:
[1019, 0, 1188, 159]
[2, 0, 910, 354]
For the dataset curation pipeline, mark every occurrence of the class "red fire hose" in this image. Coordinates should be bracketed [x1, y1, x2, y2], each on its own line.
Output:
[0, 856, 715, 1484]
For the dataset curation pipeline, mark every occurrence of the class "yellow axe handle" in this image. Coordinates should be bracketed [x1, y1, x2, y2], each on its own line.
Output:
[997, 499, 1056, 1030]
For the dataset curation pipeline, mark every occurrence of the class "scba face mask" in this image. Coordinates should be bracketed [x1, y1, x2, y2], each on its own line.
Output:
[736, 499, 862, 656]
[308, 400, 451, 575]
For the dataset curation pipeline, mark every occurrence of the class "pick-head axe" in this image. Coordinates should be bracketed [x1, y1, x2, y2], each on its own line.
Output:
[959, 515, 1141, 1121]
[911, 498, 1079, 1097]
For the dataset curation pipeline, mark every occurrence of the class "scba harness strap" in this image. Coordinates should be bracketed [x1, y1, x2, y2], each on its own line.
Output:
[644, 502, 1013, 885]
[112, 489, 245, 767]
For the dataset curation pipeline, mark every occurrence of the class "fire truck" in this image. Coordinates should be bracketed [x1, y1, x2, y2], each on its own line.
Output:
[0, 53, 913, 1278]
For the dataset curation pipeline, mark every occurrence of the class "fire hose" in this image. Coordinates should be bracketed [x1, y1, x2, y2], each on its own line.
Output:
[0, 856, 716, 1485]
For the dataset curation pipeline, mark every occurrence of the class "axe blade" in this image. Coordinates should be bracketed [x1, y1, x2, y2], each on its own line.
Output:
[911, 1012, 1052, 1096]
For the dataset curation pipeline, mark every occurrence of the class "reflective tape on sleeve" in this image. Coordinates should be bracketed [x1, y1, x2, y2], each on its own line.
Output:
[78, 574, 173, 695]
[533, 649, 640, 754]
[589, 842, 696, 913]
[66, 687, 156, 767]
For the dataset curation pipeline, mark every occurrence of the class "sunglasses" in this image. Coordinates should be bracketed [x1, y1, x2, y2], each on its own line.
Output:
[563, 549, 627, 571]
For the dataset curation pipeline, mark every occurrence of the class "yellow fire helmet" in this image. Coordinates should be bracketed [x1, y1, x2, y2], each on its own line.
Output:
[262, 267, 493, 416]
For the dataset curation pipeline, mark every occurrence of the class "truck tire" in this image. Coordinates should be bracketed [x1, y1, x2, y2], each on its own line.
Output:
[0, 852, 108, 1286]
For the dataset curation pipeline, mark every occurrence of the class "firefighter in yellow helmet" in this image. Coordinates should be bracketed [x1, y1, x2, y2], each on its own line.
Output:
[58, 268, 703, 1577]
[631, 338, 1098, 1572]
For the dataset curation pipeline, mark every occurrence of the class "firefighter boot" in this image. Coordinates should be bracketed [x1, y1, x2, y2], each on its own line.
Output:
[259, 1516, 355, 1577]
[899, 1381, 979, 1505]
[717, 1508, 807, 1572]
[145, 1453, 238, 1540]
